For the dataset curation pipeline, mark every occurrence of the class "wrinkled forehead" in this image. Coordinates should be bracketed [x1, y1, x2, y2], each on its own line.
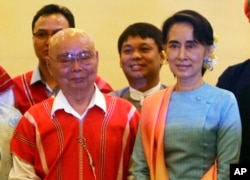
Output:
[49, 29, 95, 55]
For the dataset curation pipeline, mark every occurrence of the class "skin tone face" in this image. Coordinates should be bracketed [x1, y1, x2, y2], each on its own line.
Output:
[164, 22, 210, 90]
[120, 36, 165, 91]
[32, 13, 70, 72]
[47, 30, 98, 102]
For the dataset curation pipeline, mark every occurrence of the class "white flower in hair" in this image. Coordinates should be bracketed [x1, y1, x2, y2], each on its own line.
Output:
[203, 33, 219, 71]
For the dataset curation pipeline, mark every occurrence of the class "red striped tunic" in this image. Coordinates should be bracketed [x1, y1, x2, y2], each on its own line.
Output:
[11, 95, 139, 180]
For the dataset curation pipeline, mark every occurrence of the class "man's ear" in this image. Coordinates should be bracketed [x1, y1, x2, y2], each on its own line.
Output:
[161, 50, 166, 59]
[96, 51, 99, 62]
[119, 54, 123, 68]
[45, 56, 53, 75]
[160, 50, 167, 65]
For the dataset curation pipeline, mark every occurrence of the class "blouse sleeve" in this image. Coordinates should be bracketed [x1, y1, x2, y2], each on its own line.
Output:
[217, 92, 242, 179]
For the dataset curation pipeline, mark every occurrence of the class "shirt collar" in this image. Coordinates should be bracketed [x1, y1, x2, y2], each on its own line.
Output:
[51, 84, 106, 120]
[30, 66, 53, 93]
[30, 66, 43, 85]
[129, 82, 161, 104]
[129, 82, 161, 100]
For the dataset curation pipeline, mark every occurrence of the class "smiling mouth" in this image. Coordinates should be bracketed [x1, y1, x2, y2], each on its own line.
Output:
[176, 64, 191, 70]
[130, 64, 145, 70]
[177, 64, 190, 67]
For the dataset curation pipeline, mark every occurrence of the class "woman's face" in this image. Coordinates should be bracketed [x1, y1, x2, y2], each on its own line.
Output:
[164, 22, 210, 82]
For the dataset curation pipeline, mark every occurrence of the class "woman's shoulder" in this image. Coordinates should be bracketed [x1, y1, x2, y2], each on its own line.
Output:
[204, 83, 237, 101]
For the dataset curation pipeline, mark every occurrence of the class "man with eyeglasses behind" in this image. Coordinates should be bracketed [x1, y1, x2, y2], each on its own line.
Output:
[9, 28, 140, 180]
[13, 4, 113, 114]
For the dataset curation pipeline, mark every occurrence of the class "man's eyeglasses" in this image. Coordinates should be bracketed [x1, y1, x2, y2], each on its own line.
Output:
[56, 51, 95, 68]
[33, 30, 60, 40]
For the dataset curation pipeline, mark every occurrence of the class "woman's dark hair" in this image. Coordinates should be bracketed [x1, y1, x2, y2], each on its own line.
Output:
[162, 10, 214, 75]
[32, 4, 75, 31]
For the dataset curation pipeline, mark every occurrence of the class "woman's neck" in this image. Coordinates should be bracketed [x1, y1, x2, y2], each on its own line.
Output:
[175, 79, 204, 92]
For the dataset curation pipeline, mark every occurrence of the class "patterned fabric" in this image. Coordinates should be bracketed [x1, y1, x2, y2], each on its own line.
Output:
[13, 71, 48, 114]
[10, 95, 140, 180]
[13, 71, 113, 114]
[0, 103, 21, 180]
[0, 66, 14, 93]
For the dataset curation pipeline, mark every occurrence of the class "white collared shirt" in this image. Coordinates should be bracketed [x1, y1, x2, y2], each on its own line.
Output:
[51, 84, 107, 120]
[31, 66, 53, 96]
[129, 82, 162, 105]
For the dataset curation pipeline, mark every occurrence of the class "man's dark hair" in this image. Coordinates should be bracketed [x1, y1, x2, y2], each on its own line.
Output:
[118, 22, 163, 54]
[32, 4, 75, 32]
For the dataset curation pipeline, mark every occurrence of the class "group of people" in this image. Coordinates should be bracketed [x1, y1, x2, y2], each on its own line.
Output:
[0, 2, 248, 179]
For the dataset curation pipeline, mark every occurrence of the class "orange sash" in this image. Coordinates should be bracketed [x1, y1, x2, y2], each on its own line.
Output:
[141, 87, 217, 180]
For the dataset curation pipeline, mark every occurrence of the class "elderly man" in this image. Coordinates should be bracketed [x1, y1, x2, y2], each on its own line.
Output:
[9, 28, 140, 180]
[13, 4, 113, 114]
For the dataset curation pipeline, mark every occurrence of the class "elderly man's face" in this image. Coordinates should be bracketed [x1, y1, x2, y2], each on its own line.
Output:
[48, 32, 98, 95]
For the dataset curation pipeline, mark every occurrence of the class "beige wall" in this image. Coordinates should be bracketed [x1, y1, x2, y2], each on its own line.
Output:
[0, 0, 249, 89]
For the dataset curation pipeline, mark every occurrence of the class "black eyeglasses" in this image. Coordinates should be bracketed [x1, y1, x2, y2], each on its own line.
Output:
[56, 50, 95, 68]
[33, 30, 61, 40]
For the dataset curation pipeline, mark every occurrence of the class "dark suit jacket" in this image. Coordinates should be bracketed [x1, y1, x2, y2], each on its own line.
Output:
[217, 59, 250, 163]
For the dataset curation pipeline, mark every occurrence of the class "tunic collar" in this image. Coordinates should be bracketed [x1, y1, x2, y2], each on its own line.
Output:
[51, 84, 106, 120]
